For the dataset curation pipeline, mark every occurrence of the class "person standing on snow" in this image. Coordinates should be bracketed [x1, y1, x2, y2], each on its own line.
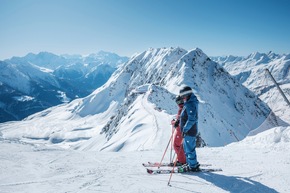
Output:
[171, 95, 186, 165]
[179, 86, 200, 171]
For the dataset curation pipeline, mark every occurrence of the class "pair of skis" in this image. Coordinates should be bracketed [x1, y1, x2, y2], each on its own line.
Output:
[143, 162, 222, 174]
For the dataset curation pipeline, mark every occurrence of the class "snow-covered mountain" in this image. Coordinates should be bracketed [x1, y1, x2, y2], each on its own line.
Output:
[211, 51, 290, 123]
[0, 51, 128, 122]
[1, 47, 290, 193]
[0, 47, 285, 151]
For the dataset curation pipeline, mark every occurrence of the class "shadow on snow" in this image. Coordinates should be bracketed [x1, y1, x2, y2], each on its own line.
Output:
[172, 172, 279, 193]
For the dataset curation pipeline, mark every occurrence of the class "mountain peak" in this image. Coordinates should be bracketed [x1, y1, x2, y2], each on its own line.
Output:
[248, 51, 263, 60]
[0, 47, 280, 150]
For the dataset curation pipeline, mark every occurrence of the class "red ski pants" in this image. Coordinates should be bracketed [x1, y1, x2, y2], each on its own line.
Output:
[173, 127, 186, 164]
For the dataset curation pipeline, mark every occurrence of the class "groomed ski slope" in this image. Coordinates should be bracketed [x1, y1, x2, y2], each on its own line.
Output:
[0, 126, 289, 193]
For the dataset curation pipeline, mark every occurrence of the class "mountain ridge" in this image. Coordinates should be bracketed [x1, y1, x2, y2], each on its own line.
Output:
[0, 47, 285, 150]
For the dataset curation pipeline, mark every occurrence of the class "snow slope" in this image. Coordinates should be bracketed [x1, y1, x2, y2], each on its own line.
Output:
[0, 126, 289, 193]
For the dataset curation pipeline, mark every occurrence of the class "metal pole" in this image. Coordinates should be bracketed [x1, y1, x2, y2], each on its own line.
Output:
[265, 69, 290, 107]
[168, 138, 184, 186]
[158, 128, 174, 168]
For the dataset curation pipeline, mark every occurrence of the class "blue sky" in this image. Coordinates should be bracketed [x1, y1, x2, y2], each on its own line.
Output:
[0, 0, 289, 59]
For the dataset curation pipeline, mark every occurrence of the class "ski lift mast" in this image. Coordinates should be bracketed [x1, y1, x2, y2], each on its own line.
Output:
[265, 68, 290, 107]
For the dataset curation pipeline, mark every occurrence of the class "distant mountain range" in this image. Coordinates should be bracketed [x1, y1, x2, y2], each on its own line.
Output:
[0, 51, 128, 122]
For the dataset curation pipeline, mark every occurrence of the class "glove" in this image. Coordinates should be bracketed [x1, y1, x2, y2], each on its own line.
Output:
[171, 119, 176, 126]
[182, 131, 188, 138]
[174, 119, 180, 128]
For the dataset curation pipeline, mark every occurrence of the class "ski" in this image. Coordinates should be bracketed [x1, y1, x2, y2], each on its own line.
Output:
[146, 167, 222, 174]
[143, 162, 212, 167]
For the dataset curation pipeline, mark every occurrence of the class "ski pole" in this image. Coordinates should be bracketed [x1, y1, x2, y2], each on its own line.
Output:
[167, 153, 178, 186]
[170, 125, 175, 163]
[168, 138, 184, 186]
[158, 127, 175, 168]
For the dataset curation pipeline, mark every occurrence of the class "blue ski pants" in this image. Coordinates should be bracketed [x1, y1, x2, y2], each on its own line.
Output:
[183, 135, 198, 167]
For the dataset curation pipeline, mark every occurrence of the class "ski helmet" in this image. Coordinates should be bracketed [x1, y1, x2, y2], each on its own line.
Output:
[175, 95, 184, 105]
[179, 86, 192, 98]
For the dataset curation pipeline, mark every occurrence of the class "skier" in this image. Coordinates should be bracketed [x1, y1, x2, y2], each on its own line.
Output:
[179, 86, 200, 172]
[171, 95, 186, 165]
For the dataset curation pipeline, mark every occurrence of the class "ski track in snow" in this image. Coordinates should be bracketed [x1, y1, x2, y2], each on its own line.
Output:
[1, 130, 289, 193]
[140, 92, 159, 148]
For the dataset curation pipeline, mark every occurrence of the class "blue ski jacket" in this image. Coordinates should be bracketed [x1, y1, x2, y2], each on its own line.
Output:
[180, 94, 198, 136]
